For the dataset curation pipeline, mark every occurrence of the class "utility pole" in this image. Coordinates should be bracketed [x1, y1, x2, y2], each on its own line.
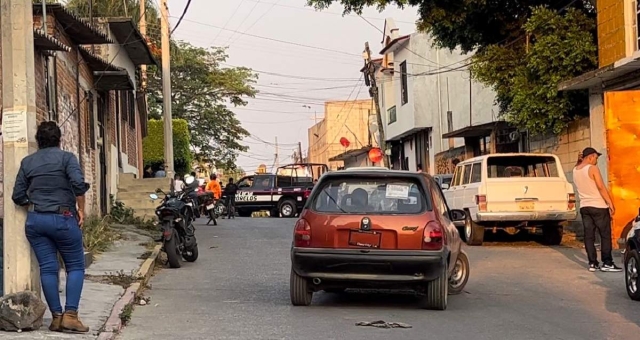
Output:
[139, 0, 147, 89]
[160, 0, 174, 178]
[274, 137, 279, 169]
[363, 42, 388, 167]
[297, 142, 303, 164]
[2, 0, 41, 295]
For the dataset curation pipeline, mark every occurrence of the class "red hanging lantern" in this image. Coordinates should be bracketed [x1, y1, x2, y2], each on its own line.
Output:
[339, 137, 350, 148]
[368, 147, 383, 163]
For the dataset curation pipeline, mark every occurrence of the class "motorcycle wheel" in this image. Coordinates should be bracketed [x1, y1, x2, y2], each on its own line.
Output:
[164, 233, 182, 268]
[209, 210, 217, 226]
[183, 245, 199, 262]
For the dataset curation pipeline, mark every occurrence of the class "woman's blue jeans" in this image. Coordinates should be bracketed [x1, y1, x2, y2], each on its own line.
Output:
[25, 211, 85, 313]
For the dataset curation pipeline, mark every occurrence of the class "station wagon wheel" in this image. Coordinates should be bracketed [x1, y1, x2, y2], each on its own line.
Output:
[542, 225, 563, 246]
[290, 268, 313, 306]
[279, 199, 297, 218]
[449, 252, 470, 295]
[464, 213, 484, 246]
[625, 249, 640, 301]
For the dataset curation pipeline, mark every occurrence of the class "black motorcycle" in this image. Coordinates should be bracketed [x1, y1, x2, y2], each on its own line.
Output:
[150, 177, 199, 268]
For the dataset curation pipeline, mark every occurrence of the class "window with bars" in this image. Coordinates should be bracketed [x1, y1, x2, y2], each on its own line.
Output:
[388, 106, 397, 124]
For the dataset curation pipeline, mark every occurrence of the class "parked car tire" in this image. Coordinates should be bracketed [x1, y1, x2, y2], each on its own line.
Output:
[183, 245, 199, 262]
[542, 225, 563, 246]
[164, 234, 182, 269]
[290, 268, 313, 306]
[449, 251, 470, 295]
[625, 249, 640, 301]
[279, 199, 297, 218]
[464, 213, 484, 246]
[423, 262, 448, 310]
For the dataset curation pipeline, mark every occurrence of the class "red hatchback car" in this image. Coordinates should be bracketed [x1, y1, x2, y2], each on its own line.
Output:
[290, 168, 470, 310]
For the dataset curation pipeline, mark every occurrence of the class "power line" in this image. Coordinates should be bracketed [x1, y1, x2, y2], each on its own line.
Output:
[228, 0, 283, 46]
[208, 0, 246, 46]
[170, 0, 192, 35]
[224, 0, 262, 45]
[171, 17, 362, 57]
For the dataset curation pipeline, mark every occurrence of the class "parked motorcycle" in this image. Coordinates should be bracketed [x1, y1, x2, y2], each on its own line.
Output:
[150, 175, 199, 268]
[198, 191, 217, 225]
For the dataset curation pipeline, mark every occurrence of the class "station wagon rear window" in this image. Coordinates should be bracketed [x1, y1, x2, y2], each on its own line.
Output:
[311, 177, 430, 214]
[487, 155, 559, 178]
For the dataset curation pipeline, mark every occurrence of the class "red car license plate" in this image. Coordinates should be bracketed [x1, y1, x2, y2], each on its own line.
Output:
[348, 230, 381, 248]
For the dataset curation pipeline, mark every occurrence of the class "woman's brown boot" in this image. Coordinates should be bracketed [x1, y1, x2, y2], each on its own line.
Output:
[49, 313, 63, 332]
[61, 311, 90, 333]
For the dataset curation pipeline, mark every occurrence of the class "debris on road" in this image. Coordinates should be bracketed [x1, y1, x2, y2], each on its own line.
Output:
[355, 320, 412, 329]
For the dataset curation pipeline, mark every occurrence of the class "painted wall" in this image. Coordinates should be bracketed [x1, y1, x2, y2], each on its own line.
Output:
[307, 99, 373, 170]
[597, 0, 627, 67]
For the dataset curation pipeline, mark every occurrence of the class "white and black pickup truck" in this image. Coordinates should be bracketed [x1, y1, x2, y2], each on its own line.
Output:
[233, 163, 329, 217]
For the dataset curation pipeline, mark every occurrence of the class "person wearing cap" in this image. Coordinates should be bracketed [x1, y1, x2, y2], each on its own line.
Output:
[573, 147, 621, 272]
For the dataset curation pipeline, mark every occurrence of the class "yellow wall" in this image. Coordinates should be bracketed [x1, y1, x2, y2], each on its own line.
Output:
[597, 0, 627, 67]
[307, 99, 373, 170]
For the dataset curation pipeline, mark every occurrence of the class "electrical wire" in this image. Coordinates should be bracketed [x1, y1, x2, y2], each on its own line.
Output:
[228, 0, 281, 46]
[170, 0, 192, 35]
[170, 17, 362, 57]
[224, 0, 262, 45]
[208, 0, 245, 46]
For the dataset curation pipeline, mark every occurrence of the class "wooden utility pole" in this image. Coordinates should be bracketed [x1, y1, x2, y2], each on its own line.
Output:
[297, 142, 303, 164]
[139, 0, 147, 89]
[363, 42, 388, 167]
[160, 0, 174, 178]
[1, 0, 41, 296]
[274, 137, 279, 169]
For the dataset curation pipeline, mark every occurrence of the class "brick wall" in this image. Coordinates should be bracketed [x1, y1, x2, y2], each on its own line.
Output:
[434, 146, 466, 174]
[597, 0, 626, 67]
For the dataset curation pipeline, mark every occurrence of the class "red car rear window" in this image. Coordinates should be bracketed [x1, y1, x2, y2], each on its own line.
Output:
[310, 177, 430, 214]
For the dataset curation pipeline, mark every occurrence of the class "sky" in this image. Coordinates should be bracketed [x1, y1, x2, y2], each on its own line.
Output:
[166, 0, 419, 173]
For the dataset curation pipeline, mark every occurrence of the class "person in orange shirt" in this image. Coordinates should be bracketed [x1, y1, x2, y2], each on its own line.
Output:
[205, 174, 222, 199]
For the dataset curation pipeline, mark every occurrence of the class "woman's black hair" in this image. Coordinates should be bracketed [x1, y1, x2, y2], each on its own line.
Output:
[35, 121, 61, 149]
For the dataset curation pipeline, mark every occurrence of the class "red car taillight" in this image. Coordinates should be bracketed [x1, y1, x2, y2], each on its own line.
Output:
[294, 219, 312, 247]
[568, 193, 576, 210]
[475, 194, 487, 212]
[422, 222, 444, 250]
[303, 189, 312, 199]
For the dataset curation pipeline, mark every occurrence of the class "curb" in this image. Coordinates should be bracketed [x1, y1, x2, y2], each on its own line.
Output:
[96, 244, 162, 340]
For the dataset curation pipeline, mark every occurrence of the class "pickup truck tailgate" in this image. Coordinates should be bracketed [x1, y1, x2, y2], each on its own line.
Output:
[485, 178, 569, 212]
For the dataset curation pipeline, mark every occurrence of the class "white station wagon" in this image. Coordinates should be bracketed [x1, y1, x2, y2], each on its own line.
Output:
[443, 153, 577, 246]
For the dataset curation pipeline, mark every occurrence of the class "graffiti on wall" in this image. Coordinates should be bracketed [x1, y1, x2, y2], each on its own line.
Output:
[434, 146, 466, 174]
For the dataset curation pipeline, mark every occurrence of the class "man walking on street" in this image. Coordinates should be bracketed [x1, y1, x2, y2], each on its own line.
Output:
[573, 147, 622, 272]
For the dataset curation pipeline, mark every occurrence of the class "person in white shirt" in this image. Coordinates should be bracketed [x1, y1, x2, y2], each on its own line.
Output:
[573, 147, 621, 272]
[173, 174, 185, 193]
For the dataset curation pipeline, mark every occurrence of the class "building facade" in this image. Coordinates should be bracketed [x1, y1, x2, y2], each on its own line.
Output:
[373, 19, 499, 174]
[559, 0, 640, 246]
[307, 99, 373, 170]
[0, 4, 155, 218]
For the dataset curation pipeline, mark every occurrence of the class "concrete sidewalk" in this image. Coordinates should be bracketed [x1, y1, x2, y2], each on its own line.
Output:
[0, 227, 155, 339]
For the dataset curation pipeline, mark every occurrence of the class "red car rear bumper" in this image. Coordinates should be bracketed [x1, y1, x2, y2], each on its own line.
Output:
[291, 247, 447, 283]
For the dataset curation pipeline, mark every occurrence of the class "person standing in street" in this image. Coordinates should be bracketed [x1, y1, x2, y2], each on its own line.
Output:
[205, 174, 222, 200]
[573, 147, 622, 272]
[223, 177, 238, 219]
[12, 122, 91, 332]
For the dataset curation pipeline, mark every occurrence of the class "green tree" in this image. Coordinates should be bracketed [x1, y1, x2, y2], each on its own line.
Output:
[143, 119, 192, 175]
[146, 42, 257, 169]
[66, 0, 257, 169]
[307, 0, 597, 133]
[470, 7, 596, 134]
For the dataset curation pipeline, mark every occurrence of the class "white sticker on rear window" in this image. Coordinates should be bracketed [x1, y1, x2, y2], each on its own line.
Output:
[386, 184, 410, 199]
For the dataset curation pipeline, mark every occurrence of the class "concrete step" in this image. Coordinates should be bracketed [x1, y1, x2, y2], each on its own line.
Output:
[119, 198, 158, 211]
[117, 191, 158, 201]
[132, 208, 157, 220]
[117, 183, 171, 193]
[118, 177, 170, 189]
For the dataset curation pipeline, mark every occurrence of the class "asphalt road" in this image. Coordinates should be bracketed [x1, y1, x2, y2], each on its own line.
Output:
[119, 217, 640, 340]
